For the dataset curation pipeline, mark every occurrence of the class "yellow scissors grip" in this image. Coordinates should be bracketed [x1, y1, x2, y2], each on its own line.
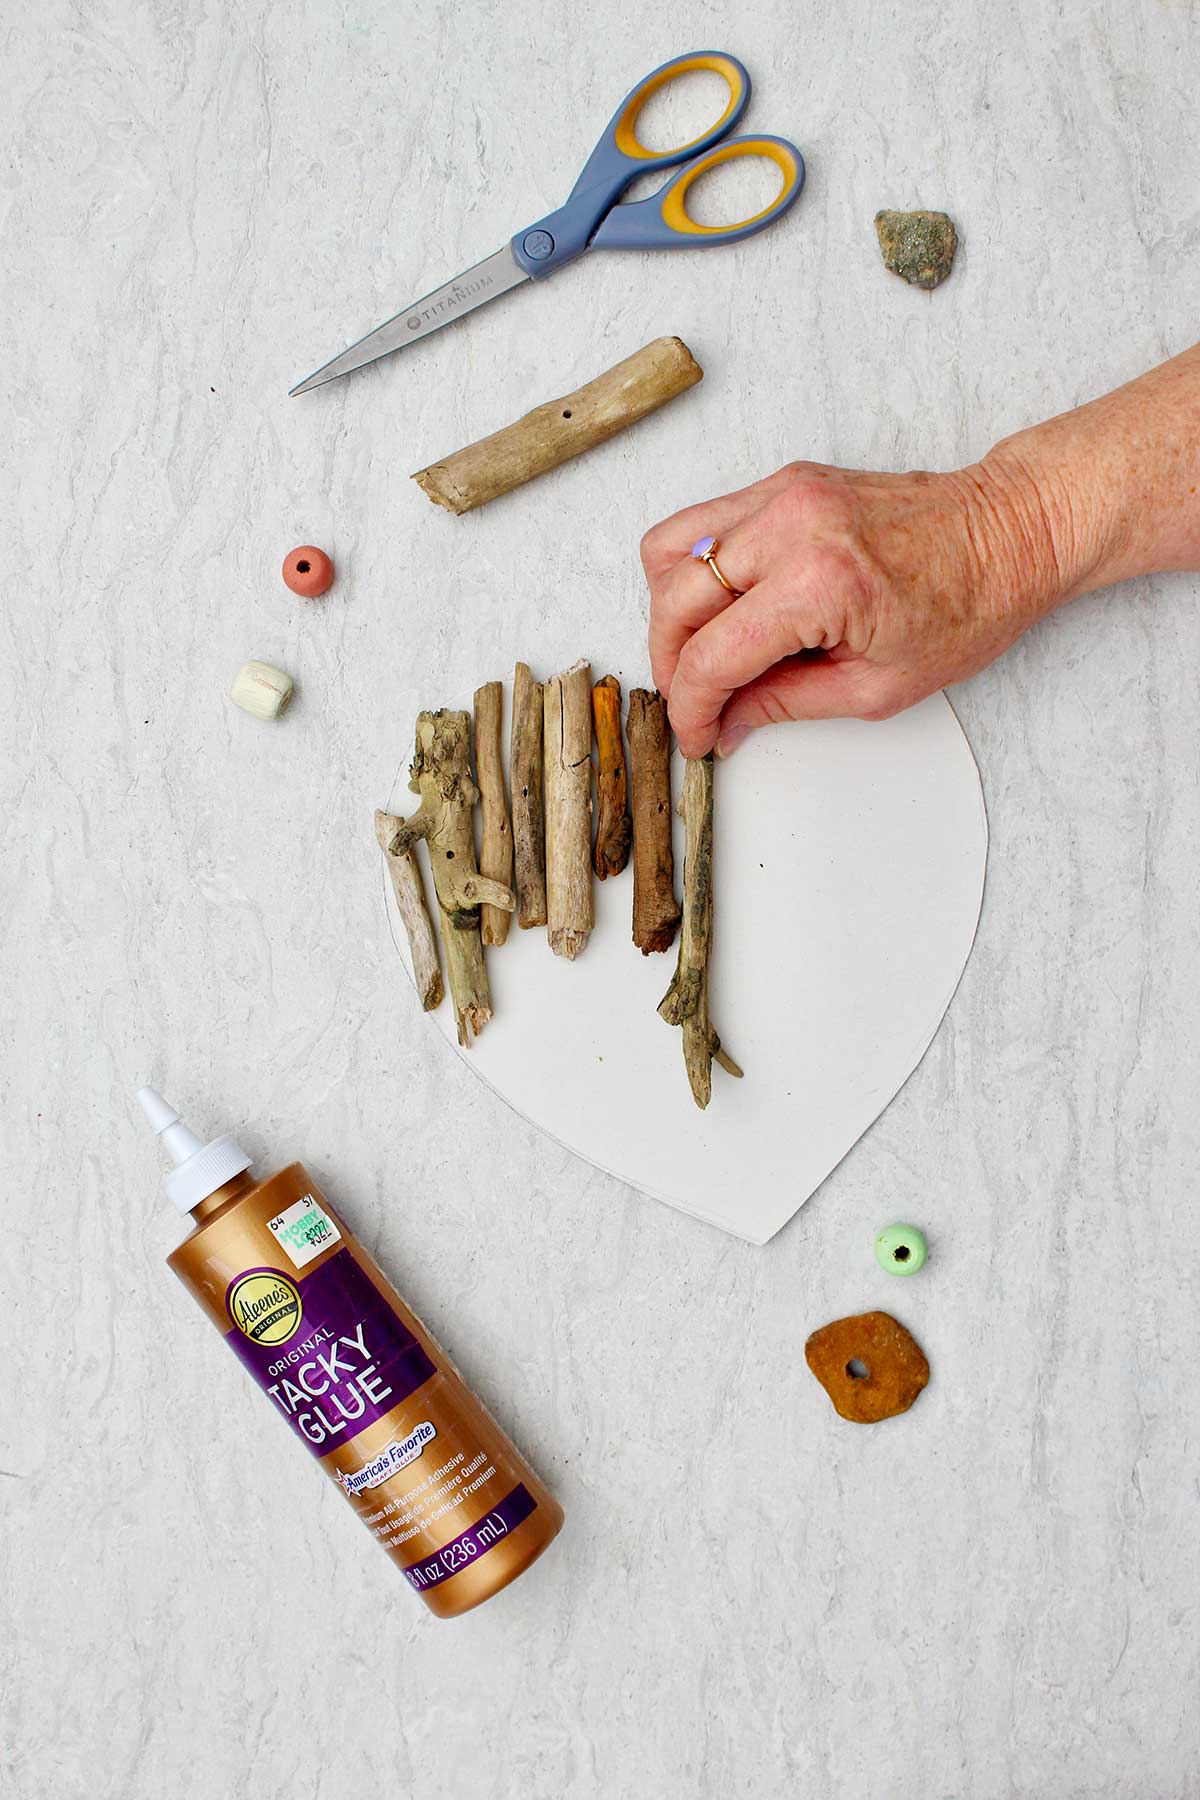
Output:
[613, 52, 747, 160]
[659, 137, 803, 236]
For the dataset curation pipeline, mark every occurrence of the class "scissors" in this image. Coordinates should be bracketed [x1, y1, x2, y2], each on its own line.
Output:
[290, 51, 804, 396]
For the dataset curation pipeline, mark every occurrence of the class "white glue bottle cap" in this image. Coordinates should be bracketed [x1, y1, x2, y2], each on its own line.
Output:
[136, 1086, 253, 1214]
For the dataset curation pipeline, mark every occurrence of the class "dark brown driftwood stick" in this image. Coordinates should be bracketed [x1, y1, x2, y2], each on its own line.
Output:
[388, 710, 514, 1046]
[626, 688, 681, 954]
[592, 675, 632, 880]
[374, 809, 444, 1012]
[412, 337, 703, 515]
[510, 662, 547, 929]
[543, 660, 594, 960]
[658, 754, 743, 1110]
[473, 680, 512, 947]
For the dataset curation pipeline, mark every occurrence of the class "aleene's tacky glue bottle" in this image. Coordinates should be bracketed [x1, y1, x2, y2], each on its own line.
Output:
[138, 1088, 563, 1617]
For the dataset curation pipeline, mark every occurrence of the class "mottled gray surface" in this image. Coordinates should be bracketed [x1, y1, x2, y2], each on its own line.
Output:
[4, 2, 1200, 1796]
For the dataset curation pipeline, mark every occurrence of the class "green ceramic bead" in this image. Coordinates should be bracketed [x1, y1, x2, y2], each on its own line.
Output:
[875, 1224, 927, 1275]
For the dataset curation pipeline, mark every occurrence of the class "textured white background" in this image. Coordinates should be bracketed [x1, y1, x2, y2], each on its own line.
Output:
[5, 2, 1200, 1796]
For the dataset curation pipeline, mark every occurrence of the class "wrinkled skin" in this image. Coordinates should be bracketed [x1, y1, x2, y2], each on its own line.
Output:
[643, 458, 1062, 759]
[641, 343, 1200, 758]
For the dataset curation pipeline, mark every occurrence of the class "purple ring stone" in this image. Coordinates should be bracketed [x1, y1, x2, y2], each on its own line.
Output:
[690, 535, 717, 559]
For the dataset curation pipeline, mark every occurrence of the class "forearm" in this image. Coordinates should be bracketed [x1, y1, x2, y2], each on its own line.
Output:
[643, 342, 1200, 744]
[977, 342, 1200, 609]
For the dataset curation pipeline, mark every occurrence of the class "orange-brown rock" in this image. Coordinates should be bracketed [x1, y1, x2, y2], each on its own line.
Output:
[805, 1311, 929, 1423]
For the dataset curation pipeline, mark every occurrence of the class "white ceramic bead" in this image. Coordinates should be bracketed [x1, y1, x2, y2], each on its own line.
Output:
[230, 660, 294, 720]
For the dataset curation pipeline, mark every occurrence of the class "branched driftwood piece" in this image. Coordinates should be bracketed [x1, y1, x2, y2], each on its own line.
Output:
[412, 337, 704, 516]
[374, 809, 444, 1013]
[543, 660, 594, 960]
[658, 755, 743, 1110]
[510, 662, 547, 929]
[389, 711, 514, 1045]
[626, 688, 681, 955]
[473, 680, 512, 947]
[592, 675, 632, 881]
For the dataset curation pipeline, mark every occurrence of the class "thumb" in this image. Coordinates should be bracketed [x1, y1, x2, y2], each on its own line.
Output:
[714, 657, 882, 756]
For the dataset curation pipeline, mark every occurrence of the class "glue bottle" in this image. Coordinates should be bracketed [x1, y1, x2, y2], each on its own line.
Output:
[138, 1087, 563, 1617]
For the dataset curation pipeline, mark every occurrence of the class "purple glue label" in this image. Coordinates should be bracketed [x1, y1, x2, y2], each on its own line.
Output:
[401, 1483, 537, 1592]
[225, 1251, 437, 1456]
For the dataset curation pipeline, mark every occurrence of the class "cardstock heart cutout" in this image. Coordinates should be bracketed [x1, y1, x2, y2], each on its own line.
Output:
[385, 692, 986, 1243]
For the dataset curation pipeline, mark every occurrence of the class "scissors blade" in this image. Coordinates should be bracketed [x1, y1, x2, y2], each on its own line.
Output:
[289, 246, 530, 396]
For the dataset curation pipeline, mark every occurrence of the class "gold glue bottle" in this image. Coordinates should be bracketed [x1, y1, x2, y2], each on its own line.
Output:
[138, 1087, 563, 1617]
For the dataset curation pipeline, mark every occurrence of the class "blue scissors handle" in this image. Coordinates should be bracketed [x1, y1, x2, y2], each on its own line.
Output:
[590, 135, 804, 254]
[512, 52, 803, 277]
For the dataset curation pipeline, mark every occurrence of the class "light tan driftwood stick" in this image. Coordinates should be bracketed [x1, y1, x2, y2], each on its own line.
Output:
[626, 688, 681, 955]
[412, 336, 704, 515]
[592, 675, 632, 881]
[510, 662, 547, 929]
[543, 660, 594, 960]
[473, 680, 513, 947]
[388, 711, 514, 1046]
[658, 755, 743, 1110]
[374, 810, 444, 1013]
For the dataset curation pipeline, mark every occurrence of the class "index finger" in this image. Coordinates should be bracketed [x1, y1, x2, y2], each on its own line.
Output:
[667, 578, 826, 756]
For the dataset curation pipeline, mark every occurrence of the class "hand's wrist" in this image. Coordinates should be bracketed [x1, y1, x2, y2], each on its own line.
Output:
[978, 422, 1131, 606]
[942, 449, 1078, 630]
[974, 344, 1200, 603]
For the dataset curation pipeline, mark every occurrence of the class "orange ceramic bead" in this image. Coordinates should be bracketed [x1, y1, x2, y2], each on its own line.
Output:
[282, 545, 334, 598]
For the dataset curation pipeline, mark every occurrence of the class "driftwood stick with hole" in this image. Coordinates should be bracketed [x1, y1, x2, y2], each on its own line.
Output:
[412, 336, 704, 515]
[592, 675, 632, 881]
[626, 688, 681, 954]
[473, 680, 513, 947]
[374, 809, 444, 1013]
[510, 662, 547, 929]
[658, 754, 743, 1109]
[388, 710, 514, 1045]
[543, 660, 594, 960]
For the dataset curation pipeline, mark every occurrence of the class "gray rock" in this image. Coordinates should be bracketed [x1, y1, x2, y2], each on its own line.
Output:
[874, 209, 958, 290]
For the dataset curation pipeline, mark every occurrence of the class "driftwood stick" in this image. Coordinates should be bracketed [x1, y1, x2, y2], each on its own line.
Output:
[658, 755, 743, 1110]
[510, 662, 547, 929]
[473, 680, 512, 948]
[543, 660, 594, 960]
[389, 711, 514, 1046]
[412, 337, 704, 516]
[374, 810, 444, 1013]
[626, 689, 681, 955]
[592, 675, 632, 880]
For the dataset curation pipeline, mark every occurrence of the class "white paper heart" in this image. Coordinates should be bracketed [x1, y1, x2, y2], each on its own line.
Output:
[385, 692, 986, 1243]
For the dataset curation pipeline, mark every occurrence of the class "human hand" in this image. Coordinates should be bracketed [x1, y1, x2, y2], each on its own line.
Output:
[641, 457, 1070, 758]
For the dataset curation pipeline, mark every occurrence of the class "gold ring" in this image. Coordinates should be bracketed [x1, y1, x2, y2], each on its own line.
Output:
[690, 534, 742, 597]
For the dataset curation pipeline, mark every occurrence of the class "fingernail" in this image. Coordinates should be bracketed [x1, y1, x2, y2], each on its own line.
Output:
[716, 725, 749, 760]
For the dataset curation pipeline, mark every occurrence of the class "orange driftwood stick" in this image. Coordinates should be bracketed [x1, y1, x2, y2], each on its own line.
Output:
[592, 675, 632, 880]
